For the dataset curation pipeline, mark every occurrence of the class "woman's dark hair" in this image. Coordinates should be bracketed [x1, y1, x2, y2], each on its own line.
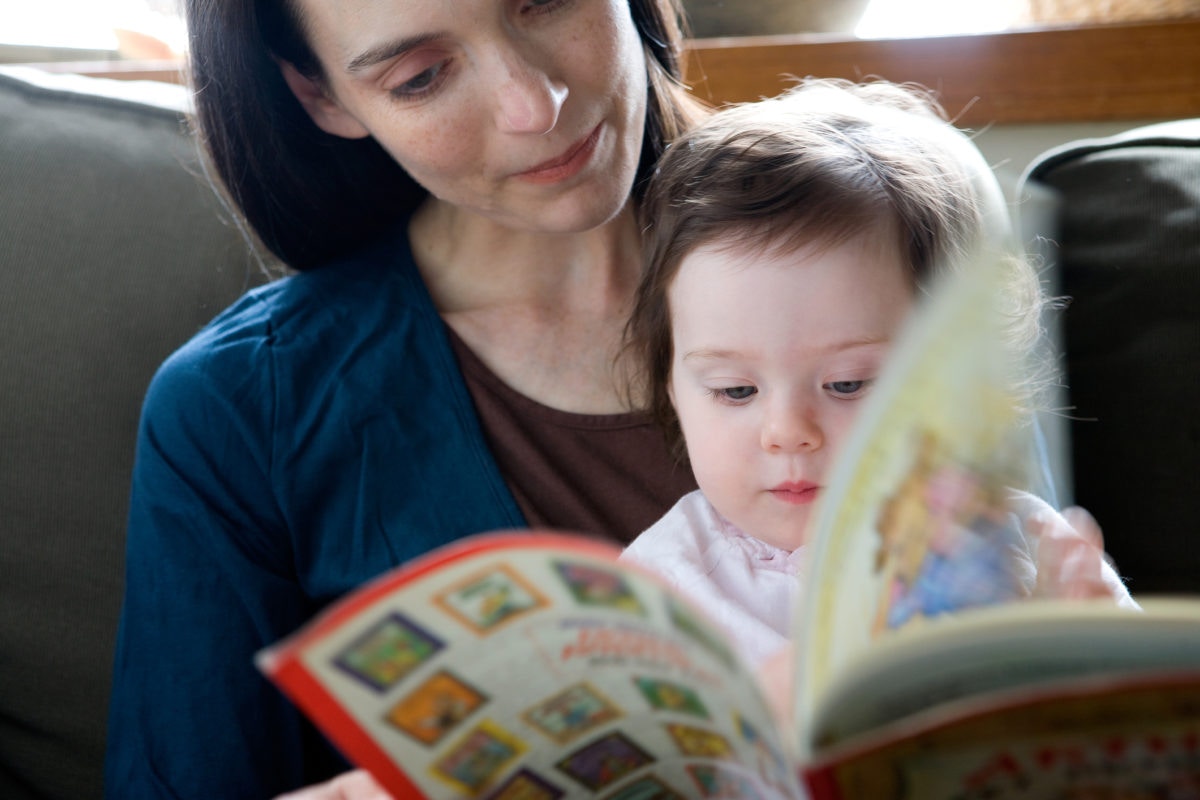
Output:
[185, 0, 701, 270]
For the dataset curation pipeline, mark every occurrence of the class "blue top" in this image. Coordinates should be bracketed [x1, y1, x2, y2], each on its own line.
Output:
[104, 223, 526, 798]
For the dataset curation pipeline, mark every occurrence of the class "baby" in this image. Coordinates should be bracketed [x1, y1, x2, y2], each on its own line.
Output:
[619, 78, 1135, 669]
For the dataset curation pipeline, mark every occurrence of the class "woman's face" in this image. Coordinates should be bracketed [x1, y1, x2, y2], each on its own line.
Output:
[286, 0, 649, 234]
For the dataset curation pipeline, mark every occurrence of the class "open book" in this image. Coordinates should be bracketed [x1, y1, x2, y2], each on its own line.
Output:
[257, 255, 1200, 799]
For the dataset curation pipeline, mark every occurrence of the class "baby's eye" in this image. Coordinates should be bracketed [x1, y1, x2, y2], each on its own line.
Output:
[716, 385, 757, 401]
[825, 379, 872, 398]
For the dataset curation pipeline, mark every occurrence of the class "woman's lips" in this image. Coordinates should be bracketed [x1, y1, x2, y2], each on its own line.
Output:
[515, 125, 601, 184]
[769, 481, 820, 505]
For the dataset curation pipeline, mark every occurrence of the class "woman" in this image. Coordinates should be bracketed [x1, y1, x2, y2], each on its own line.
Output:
[104, 1, 705, 797]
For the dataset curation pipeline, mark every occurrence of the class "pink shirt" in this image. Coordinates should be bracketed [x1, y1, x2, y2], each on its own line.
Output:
[620, 490, 1137, 674]
[619, 490, 804, 670]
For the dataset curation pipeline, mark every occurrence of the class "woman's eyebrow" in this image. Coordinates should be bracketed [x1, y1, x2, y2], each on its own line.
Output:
[347, 32, 440, 73]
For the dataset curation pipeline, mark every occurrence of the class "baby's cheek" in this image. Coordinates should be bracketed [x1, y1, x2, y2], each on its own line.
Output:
[825, 409, 864, 460]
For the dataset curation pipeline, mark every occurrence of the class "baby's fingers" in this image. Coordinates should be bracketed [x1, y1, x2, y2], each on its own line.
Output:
[1030, 507, 1109, 599]
[1060, 505, 1104, 551]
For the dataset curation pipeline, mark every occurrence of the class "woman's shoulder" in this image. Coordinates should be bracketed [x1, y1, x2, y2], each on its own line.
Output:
[141, 222, 450, 444]
[225, 226, 429, 344]
[159, 225, 435, 391]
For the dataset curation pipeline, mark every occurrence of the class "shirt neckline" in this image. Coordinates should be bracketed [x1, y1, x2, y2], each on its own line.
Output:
[443, 322, 656, 431]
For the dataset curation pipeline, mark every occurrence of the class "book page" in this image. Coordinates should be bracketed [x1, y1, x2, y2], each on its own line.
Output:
[792, 251, 1036, 757]
[901, 715, 1200, 800]
[806, 598, 1200, 746]
[258, 531, 803, 799]
[802, 658, 1200, 798]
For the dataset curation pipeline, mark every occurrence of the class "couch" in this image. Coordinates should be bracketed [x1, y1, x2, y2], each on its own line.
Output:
[0, 65, 268, 800]
[1020, 118, 1200, 595]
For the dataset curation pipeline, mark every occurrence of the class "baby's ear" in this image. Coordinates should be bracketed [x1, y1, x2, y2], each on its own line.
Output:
[279, 60, 371, 140]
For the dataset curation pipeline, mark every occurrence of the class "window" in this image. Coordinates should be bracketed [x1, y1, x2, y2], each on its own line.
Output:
[3, 0, 1196, 127]
[856, 0, 1200, 37]
[683, 0, 1199, 39]
[856, 0, 1025, 38]
[0, 0, 184, 62]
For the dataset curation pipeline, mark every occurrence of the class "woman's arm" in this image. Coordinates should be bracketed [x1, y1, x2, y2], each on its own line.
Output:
[104, 333, 346, 798]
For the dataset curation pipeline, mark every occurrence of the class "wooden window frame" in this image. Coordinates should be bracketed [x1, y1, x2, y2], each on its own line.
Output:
[16, 18, 1200, 126]
[683, 18, 1200, 126]
[11, 57, 186, 85]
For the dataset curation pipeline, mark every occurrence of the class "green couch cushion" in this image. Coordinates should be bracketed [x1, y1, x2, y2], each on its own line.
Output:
[1023, 118, 1200, 594]
[0, 66, 265, 799]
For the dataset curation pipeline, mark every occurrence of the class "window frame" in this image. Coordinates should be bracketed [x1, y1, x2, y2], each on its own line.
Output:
[12, 18, 1200, 126]
[684, 18, 1200, 125]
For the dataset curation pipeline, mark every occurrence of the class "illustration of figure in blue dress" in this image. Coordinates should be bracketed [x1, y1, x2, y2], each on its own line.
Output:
[872, 430, 1024, 636]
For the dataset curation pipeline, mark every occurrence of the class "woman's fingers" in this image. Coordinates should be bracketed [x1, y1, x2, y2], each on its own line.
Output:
[274, 770, 393, 800]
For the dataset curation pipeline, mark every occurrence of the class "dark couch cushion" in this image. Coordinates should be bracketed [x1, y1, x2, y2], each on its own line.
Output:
[0, 66, 267, 799]
[1022, 119, 1200, 594]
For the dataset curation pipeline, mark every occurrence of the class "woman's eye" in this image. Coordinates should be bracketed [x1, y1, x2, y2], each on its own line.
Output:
[717, 386, 757, 401]
[826, 380, 871, 398]
[391, 60, 447, 98]
[523, 0, 570, 15]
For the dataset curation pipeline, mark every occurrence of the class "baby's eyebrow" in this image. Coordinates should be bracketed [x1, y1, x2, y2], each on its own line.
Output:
[680, 348, 742, 363]
[826, 335, 892, 350]
[681, 338, 891, 363]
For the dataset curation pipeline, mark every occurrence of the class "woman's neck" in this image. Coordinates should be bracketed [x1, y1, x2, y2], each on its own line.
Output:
[409, 196, 641, 316]
[408, 197, 644, 415]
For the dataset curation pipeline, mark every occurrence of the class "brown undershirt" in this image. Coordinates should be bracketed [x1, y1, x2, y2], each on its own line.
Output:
[445, 325, 697, 546]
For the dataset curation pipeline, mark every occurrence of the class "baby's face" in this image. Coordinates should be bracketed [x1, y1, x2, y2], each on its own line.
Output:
[667, 234, 914, 551]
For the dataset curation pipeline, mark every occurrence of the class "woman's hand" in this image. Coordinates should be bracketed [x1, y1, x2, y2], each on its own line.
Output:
[275, 770, 393, 800]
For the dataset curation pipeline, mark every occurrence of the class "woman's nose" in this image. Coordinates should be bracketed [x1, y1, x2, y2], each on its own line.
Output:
[492, 53, 567, 135]
[761, 400, 824, 453]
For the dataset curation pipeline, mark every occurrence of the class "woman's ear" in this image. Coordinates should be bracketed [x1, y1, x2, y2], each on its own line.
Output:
[279, 60, 371, 139]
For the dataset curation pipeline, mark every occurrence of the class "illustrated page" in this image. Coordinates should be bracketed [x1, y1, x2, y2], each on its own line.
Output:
[805, 599, 1200, 747]
[806, 669, 1200, 799]
[793, 252, 1037, 756]
[258, 532, 803, 799]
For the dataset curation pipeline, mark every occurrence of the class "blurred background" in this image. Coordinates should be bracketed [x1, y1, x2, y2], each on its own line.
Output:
[3, 0, 1198, 65]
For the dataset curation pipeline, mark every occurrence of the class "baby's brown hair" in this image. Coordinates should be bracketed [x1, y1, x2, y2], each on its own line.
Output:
[627, 78, 1043, 458]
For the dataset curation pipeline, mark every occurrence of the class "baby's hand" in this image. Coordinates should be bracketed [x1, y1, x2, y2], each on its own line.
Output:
[1024, 504, 1138, 607]
[756, 644, 796, 733]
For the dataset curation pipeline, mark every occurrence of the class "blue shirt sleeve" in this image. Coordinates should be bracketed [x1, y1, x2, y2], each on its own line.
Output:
[104, 235, 525, 798]
[105, 306, 347, 798]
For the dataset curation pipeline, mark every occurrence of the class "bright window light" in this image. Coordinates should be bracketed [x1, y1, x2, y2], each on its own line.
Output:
[855, 0, 1023, 38]
[0, 0, 185, 54]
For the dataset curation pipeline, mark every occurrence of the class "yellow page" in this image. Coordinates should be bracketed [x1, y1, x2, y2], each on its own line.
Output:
[792, 250, 1034, 757]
